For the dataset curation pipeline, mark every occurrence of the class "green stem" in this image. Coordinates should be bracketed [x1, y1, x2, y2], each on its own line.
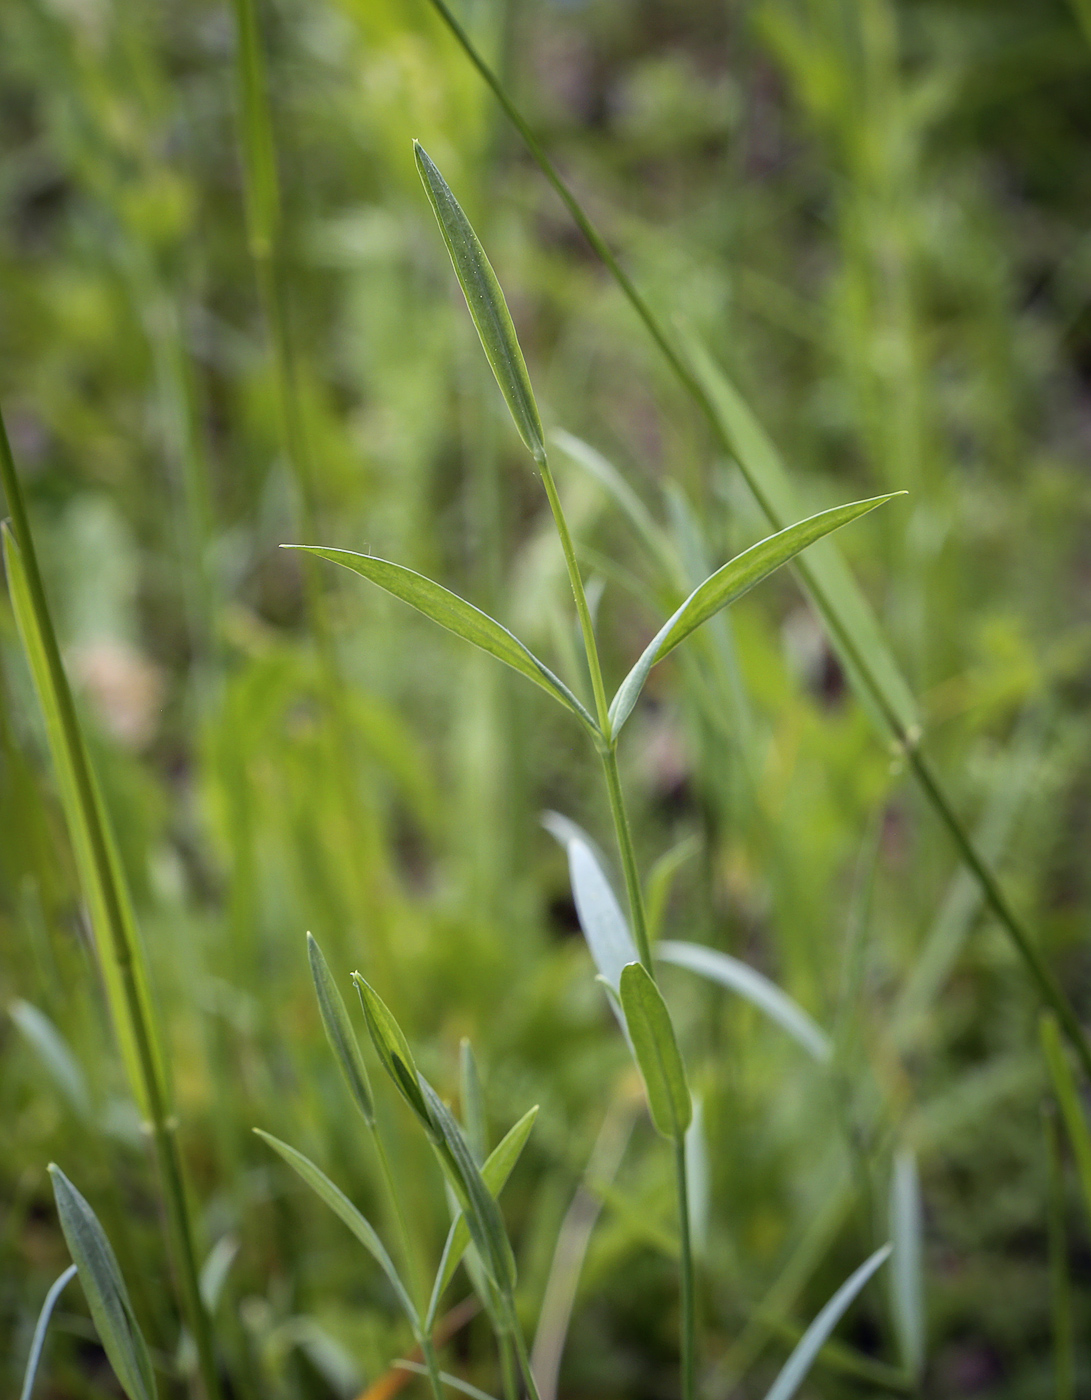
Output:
[675, 1136, 697, 1400]
[0, 411, 221, 1400]
[508, 1306, 543, 1400]
[419, 1333, 448, 1400]
[372, 1125, 428, 1314]
[499, 1333, 520, 1400]
[600, 747, 653, 972]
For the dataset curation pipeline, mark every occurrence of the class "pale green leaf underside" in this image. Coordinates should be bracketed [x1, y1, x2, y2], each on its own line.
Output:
[288, 546, 596, 733]
[608, 493, 901, 737]
[657, 941, 831, 1063]
[49, 1166, 157, 1400]
[763, 1244, 891, 1400]
[544, 813, 637, 991]
[619, 962, 691, 1139]
[254, 1130, 418, 1326]
[414, 142, 545, 463]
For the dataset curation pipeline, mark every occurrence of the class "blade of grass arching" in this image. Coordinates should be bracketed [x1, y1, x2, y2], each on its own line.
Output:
[1044, 1105, 1076, 1400]
[1041, 1013, 1091, 1229]
[19, 1264, 77, 1400]
[1, 419, 220, 1400]
[421, 0, 1091, 1077]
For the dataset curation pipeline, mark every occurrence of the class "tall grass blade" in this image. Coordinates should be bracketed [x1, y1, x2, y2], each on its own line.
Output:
[619, 962, 691, 1139]
[350, 974, 433, 1129]
[1040, 1013, 1091, 1227]
[414, 142, 545, 463]
[657, 941, 831, 1062]
[609, 495, 901, 738]
[307, 934, 375, 1126]
[253, 1130, 418, 1326]
[19, 1264, 77, 1400]
[290, 547, 596, 733]
[889, 1151, 925, 1380]
[762, 1244, 892, 1400]
[48, 1166, 157, 1400]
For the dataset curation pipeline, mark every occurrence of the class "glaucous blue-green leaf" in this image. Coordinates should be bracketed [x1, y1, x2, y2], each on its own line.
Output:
[608, 495, 901, 738]
[19, 1264, 77, 1400]
[288, 547, 596, 733]
[48, 1166, 157, 1400]
[619, 962, 691, 1139]
[543, 813, 637, 990]
[415, 142, 545, 463]
[657, 941, 831, 1063]
[307, 934, 374, 1125]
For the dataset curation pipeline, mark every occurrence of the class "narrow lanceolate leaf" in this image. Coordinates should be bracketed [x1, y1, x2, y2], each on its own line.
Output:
[763, 1244, 892, 1400]
[608, 494, 901, 738]
[889, 1151, 925, 1379]
[619, 963, 691, 1139]
[420, 1078, 517, 1294]
[3, 526, 165, 1116]
[543, 813, 637, 990]
[657, 941, 831, 1063]
[254, 1131, 418, 1327]
[350, 974, 432, 1130]
[307, 934, 375, 1125]
[48, 1167, 157, 1400]
[431, 1105, 539, 1317]
[414, 141, 545, 463]
[288, 547, 596, 734]
[1041, 1012, 1091, 1228]
[459, 1038, 487, 1163]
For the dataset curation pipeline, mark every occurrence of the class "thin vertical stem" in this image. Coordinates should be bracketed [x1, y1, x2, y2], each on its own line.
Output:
[508, 1307, 543, 1400]
[600, 747, 653, 972]
[675, 1135, 696, 1400]
[418, 1333, 448, 1400]
[1044, 1105, 1075, 1400]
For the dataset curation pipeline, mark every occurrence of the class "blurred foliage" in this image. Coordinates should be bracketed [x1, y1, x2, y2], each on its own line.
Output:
[4, 0, 1091, 1397]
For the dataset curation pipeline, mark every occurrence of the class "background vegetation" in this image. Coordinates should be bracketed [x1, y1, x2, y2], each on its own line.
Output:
[4, 0, 1091, 1396]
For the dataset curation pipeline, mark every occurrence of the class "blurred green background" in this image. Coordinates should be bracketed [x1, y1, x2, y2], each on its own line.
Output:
[4, 0, 1091, 1395]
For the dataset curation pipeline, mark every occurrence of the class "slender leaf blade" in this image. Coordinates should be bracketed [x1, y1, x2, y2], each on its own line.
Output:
[889, 1151, 925, 1379]
[350, 974, 432, 1130]
[48, 1167, 157, 1400]
[657, 941, 831, 1063]
[10, 1001, 91, 1118]
[414, 141, 545, 463]
[307, 934, 375, 1126]
[1041, 1012, 1091, 1228]
[619, 962, 691, 1139]
[288, 547, 596, 732]
[254, 1130, 418, 1326]
[19, 1265, 77, 1400]
[763, 1244, 892, 1400]
[543, 813, 637, 990]
[609, 495, 900, 737]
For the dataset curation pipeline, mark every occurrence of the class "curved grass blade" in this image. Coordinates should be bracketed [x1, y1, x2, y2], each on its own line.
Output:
[19, 1263, 77, 1400]
[657, 941, 831, 1063]
[414, 142, 545, 463]
[429, 1105, 539, 1324]
[396, 1359, 500, 1400]
[619, 962, 691, 1139]
[609, 495, 901, 737]
[889, 1151, 925, 1380]
[350, 974, 433, 1130]
[48, 1167, 157, 1400]
[763, 1244, 891, 1400]
[253, 1130, 418, 1327]
[10, 1001, 91, 1118]
[288, 547, 596, 734]
[419, 1079, 517, 1294]
[1040, 1012, 1091, 1228]
[307, 934, 375, 1126]
[543, 814, 637, 990]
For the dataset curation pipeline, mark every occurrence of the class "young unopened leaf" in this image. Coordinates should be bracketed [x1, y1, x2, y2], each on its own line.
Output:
[619, 963, 691, 1139]
[307, 934, 375, 1126]
[350, 975, 432, 1130]
[48, 1166, 157, 1400]
[657, 941, 831, 1063]
[288, 547, 596, 733]
[543, 813, 637, 990]
[608, 494, 901, 737]
[763, 1244, 892, 1400]
[254, 1130, 417, 1327]
[414, 142, 545, 463]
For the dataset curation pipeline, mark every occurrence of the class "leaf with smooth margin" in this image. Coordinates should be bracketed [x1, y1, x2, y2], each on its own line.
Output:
[48, 1166, 157, 1400]
[4, 527, 165, 1115]
[609, 494, 900, 737]
[254, 1131, 417, 1326]
[429, 1105, 538, 1321]
[288, 547, 596, 733]
[415, 142, 545, 463]
[19, 1264, 77, 1400]
[307, 934, 375, 1125]
[10, 1001, 90, 1117]
[619, 962, 691, 1139]
[657, 941, 831, 1063]
[889, 1151, 925, 1379]
[419, 1079, 516, 1294]
[350, 974, 432, 1130]
[543, 813, 637, 990]
[763, 1244, 892, 1400]
[1041, 1012, 1091, 1228]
